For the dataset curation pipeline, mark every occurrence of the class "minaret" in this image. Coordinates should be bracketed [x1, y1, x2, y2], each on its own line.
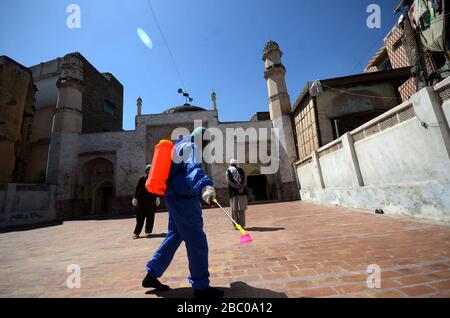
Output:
[263, 40, 292, 120]
[262, 40, 299, 201]
[51, 54, 83, 134]
[46, 54, 84, 187]
[137, 96, 142, 116]
[211, 89, 217, 111]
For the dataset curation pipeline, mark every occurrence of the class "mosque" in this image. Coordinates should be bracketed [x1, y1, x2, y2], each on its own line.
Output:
[0, 41, 299, 220]
[3, 5, 450, 226]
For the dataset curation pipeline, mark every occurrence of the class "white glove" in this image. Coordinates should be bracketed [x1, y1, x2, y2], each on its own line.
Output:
[201, 186, 216, 205]
[132, 198, 138, 207]
[156, 197, 160, 206]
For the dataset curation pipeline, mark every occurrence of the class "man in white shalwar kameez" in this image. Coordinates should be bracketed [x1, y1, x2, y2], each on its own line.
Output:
[225, 159, 248, 229]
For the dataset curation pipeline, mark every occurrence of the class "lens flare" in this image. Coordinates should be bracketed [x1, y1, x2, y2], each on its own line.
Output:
[137, 28, 153, 49]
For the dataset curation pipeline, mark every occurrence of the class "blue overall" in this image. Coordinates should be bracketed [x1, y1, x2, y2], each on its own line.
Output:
[146, 136, 213, 289]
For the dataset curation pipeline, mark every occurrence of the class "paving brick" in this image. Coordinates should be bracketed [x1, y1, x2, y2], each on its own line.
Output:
[264, 257, 288, 262]
[260, 272, 290, 281]
[283, 280, 311, 289]
[340, 274, 368, 283]
[315, 266, 346, 275]
[270, 265, 298, 273]
[310, 276, 343, 287]
[427, 270, 450, 280]
[230, 275, 262, 283]
[381, 279, 402, 289]
[0, 201, 449, 298]
[430, 280, 450, 291]
[362, 290, 406, 298]
[288, 269, 317, 278]
[299, 287, 338, 298]
[381, 271, 403, 279]
[398, 275, 437, 286]
[400, 285, 436, 297]
[335, 283, 369, 294]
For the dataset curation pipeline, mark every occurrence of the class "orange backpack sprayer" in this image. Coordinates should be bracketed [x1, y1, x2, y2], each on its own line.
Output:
[145, 140, 174, 196]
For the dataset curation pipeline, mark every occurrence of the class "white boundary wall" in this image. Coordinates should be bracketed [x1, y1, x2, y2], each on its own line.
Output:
[294, 82, 450, 223]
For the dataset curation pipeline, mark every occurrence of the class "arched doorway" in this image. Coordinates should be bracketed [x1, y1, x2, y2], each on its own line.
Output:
[247, 175, 271, 203]
[78, 157, 115, 216]
[93, 181, 113, 214]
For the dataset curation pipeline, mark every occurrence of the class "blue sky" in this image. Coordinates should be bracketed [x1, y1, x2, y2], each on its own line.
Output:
[0, 0, 400, 130]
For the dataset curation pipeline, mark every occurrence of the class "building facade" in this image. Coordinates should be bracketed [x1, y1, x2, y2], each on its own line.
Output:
[367, 0, 450, 102]
[1, 43, 300, 224]
[292, 68, 411, 161]
[26, 53, 123, 184]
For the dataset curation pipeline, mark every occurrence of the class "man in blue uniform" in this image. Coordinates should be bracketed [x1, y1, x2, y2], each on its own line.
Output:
[142, 127, 224, 298]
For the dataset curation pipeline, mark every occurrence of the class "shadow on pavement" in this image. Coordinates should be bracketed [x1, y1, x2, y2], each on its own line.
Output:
[146, 281, 288, 298]
[147, 233, 168, 239]
[133, 233, 167, 240]
[245, 227, 285, 232]
[74, 210, 168, 222]
[0, 221, 63, 234]
[75, 214, 135, 221]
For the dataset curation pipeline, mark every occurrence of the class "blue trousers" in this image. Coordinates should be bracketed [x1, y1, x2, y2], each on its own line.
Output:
[146, 196, 210, 289]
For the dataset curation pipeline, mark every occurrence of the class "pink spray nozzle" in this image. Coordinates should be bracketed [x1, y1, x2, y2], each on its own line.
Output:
[240, 233, 253, 245]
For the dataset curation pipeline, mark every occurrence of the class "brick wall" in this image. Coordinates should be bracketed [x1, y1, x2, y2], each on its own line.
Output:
[77, 55, 124, 133]
[366, 66, 378, 73]
[385, 24, 417, 101]
[0, 56, 35, 183]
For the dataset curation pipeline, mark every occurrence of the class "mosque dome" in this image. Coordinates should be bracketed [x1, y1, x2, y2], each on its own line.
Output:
[162, 104, 207, 114]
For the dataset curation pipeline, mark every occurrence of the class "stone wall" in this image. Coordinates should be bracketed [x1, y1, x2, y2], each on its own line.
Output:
[0, 56, 35, 183]
[80, 55, 124, 133]
[294, 83, 450, 223]
[0, 183, 56, 228]
[79, 130, 143, 198]
[25, 53, 124, 184]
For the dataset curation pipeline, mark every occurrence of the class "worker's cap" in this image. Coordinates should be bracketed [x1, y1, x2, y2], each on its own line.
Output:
[145, 164, 151, 172]
[190, 127, 207, 138]
[230, 159, 238, 166]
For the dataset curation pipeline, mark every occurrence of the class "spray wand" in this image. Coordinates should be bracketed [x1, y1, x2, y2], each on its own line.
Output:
[212, 199, 253, 245]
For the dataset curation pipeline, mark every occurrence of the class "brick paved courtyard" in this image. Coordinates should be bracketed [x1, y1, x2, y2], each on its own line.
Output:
[0, 201, 449, 298]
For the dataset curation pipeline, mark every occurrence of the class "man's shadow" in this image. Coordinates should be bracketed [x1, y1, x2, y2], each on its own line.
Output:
[245, 227, 285, 232]
[134, 233, 167, 240]
[146, 281, 287, 298]
[147, 233, 167, 239]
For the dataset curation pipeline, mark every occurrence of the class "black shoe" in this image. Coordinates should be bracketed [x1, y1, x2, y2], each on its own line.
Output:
[194, 286, 225, 299]
[142, 273, 170, 291]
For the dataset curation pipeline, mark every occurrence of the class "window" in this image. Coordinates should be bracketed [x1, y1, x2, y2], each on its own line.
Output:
[331, 112, 385, 139]
[378, 57, 392, 71]
[392, 38, 402, 51]
[294, 99, 319, 160]
[103, 100, 115, 116]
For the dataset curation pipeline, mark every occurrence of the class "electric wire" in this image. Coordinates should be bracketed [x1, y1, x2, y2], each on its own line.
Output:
[350, 18, 399, 74]
[145, 0, 187, 90]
